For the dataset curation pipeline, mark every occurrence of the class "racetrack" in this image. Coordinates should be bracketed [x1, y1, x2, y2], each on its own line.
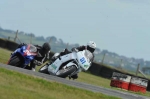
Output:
[0, 63, 149, 99]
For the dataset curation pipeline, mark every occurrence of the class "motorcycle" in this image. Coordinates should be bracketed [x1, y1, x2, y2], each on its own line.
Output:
[7, 44, 38, 68]
[39, 49, 93, 79]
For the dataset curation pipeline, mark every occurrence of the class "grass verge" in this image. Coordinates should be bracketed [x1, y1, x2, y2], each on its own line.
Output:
[0, 67, 120, 99]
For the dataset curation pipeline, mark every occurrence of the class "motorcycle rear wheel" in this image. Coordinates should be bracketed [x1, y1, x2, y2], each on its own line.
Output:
[56, 66, 77, 78]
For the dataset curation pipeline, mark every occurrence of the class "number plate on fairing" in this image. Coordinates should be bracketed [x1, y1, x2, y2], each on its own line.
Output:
[80, 57, 86, 64]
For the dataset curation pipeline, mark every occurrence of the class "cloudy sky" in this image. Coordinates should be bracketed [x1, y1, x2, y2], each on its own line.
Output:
[0, 0, 150, 60]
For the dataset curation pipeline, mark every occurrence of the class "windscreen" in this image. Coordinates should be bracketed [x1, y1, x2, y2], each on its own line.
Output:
[84, 50, 93, 62]
[29, 44, 37, 53]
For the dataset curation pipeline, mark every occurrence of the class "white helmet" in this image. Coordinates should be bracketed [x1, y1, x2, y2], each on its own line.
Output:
[87, 41, 96, 53]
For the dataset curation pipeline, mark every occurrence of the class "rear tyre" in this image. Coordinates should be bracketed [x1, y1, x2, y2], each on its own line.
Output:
[56, 66, 77, 78]
[8, 56, 22, 67]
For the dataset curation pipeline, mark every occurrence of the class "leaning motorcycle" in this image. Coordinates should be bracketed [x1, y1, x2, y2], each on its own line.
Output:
[7, 44, 38, 68]
[39, 49, 93, 78]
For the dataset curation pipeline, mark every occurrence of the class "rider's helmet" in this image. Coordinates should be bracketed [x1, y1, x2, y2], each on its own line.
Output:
[41, 42, 51, 54]
[87, 41, 96, 53]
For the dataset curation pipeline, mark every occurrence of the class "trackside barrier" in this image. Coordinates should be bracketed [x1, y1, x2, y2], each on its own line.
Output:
[128, 76, 149, 93]
[0, 38, 7, 48]
[6, 40, 18, 51]
[0, 38, 18, 51]
[110, 72, 131, 90]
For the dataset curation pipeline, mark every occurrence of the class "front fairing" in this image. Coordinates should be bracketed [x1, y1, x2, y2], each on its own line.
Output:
[11, 44, 37, 65]
[76, 50, 93, 71]
[48, 53, 73, 74]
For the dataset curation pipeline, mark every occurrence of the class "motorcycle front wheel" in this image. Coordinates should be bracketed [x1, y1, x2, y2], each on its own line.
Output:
[39, 65, 49, 74]
[8, 56, 22, 67]
[56, 66, 77, 78]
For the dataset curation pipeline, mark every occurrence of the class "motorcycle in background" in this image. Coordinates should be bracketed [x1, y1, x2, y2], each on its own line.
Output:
[39, 49, 93, 79]
[7, 44, 38, 68]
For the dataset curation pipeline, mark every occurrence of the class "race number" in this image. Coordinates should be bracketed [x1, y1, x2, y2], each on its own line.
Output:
[80, 57, 86, 64]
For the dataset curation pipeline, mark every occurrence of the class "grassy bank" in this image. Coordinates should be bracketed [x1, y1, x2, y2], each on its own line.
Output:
[0, 67, 120, 99]
[0, 48, 11, 64]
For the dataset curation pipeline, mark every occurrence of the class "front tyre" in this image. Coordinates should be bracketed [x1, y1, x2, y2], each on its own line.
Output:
[39, 65, 49, 74]
[8, 56, 22, 67]
[56, 66, 77, 78]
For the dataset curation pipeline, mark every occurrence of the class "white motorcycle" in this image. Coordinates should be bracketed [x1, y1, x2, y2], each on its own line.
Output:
[39, 49, 93, 79]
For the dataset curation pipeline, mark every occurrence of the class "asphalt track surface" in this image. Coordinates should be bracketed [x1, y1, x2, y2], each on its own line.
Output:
[0, 63, 149, 99]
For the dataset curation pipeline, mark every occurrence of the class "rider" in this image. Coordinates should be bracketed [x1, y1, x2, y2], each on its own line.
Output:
[52, 41, 96, 79]
[18, 42, 51, 71]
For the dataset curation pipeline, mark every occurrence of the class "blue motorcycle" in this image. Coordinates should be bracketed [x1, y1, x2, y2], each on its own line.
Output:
[7, 44, 38, 68]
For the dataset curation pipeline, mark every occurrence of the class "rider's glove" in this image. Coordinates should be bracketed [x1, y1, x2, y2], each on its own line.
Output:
[34, 60, 42, 66]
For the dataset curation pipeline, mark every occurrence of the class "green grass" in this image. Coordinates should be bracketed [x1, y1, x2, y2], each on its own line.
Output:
[1, 47, 150, 98]
[0, 67, 120, 99]
[0, 48, 12, 64]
